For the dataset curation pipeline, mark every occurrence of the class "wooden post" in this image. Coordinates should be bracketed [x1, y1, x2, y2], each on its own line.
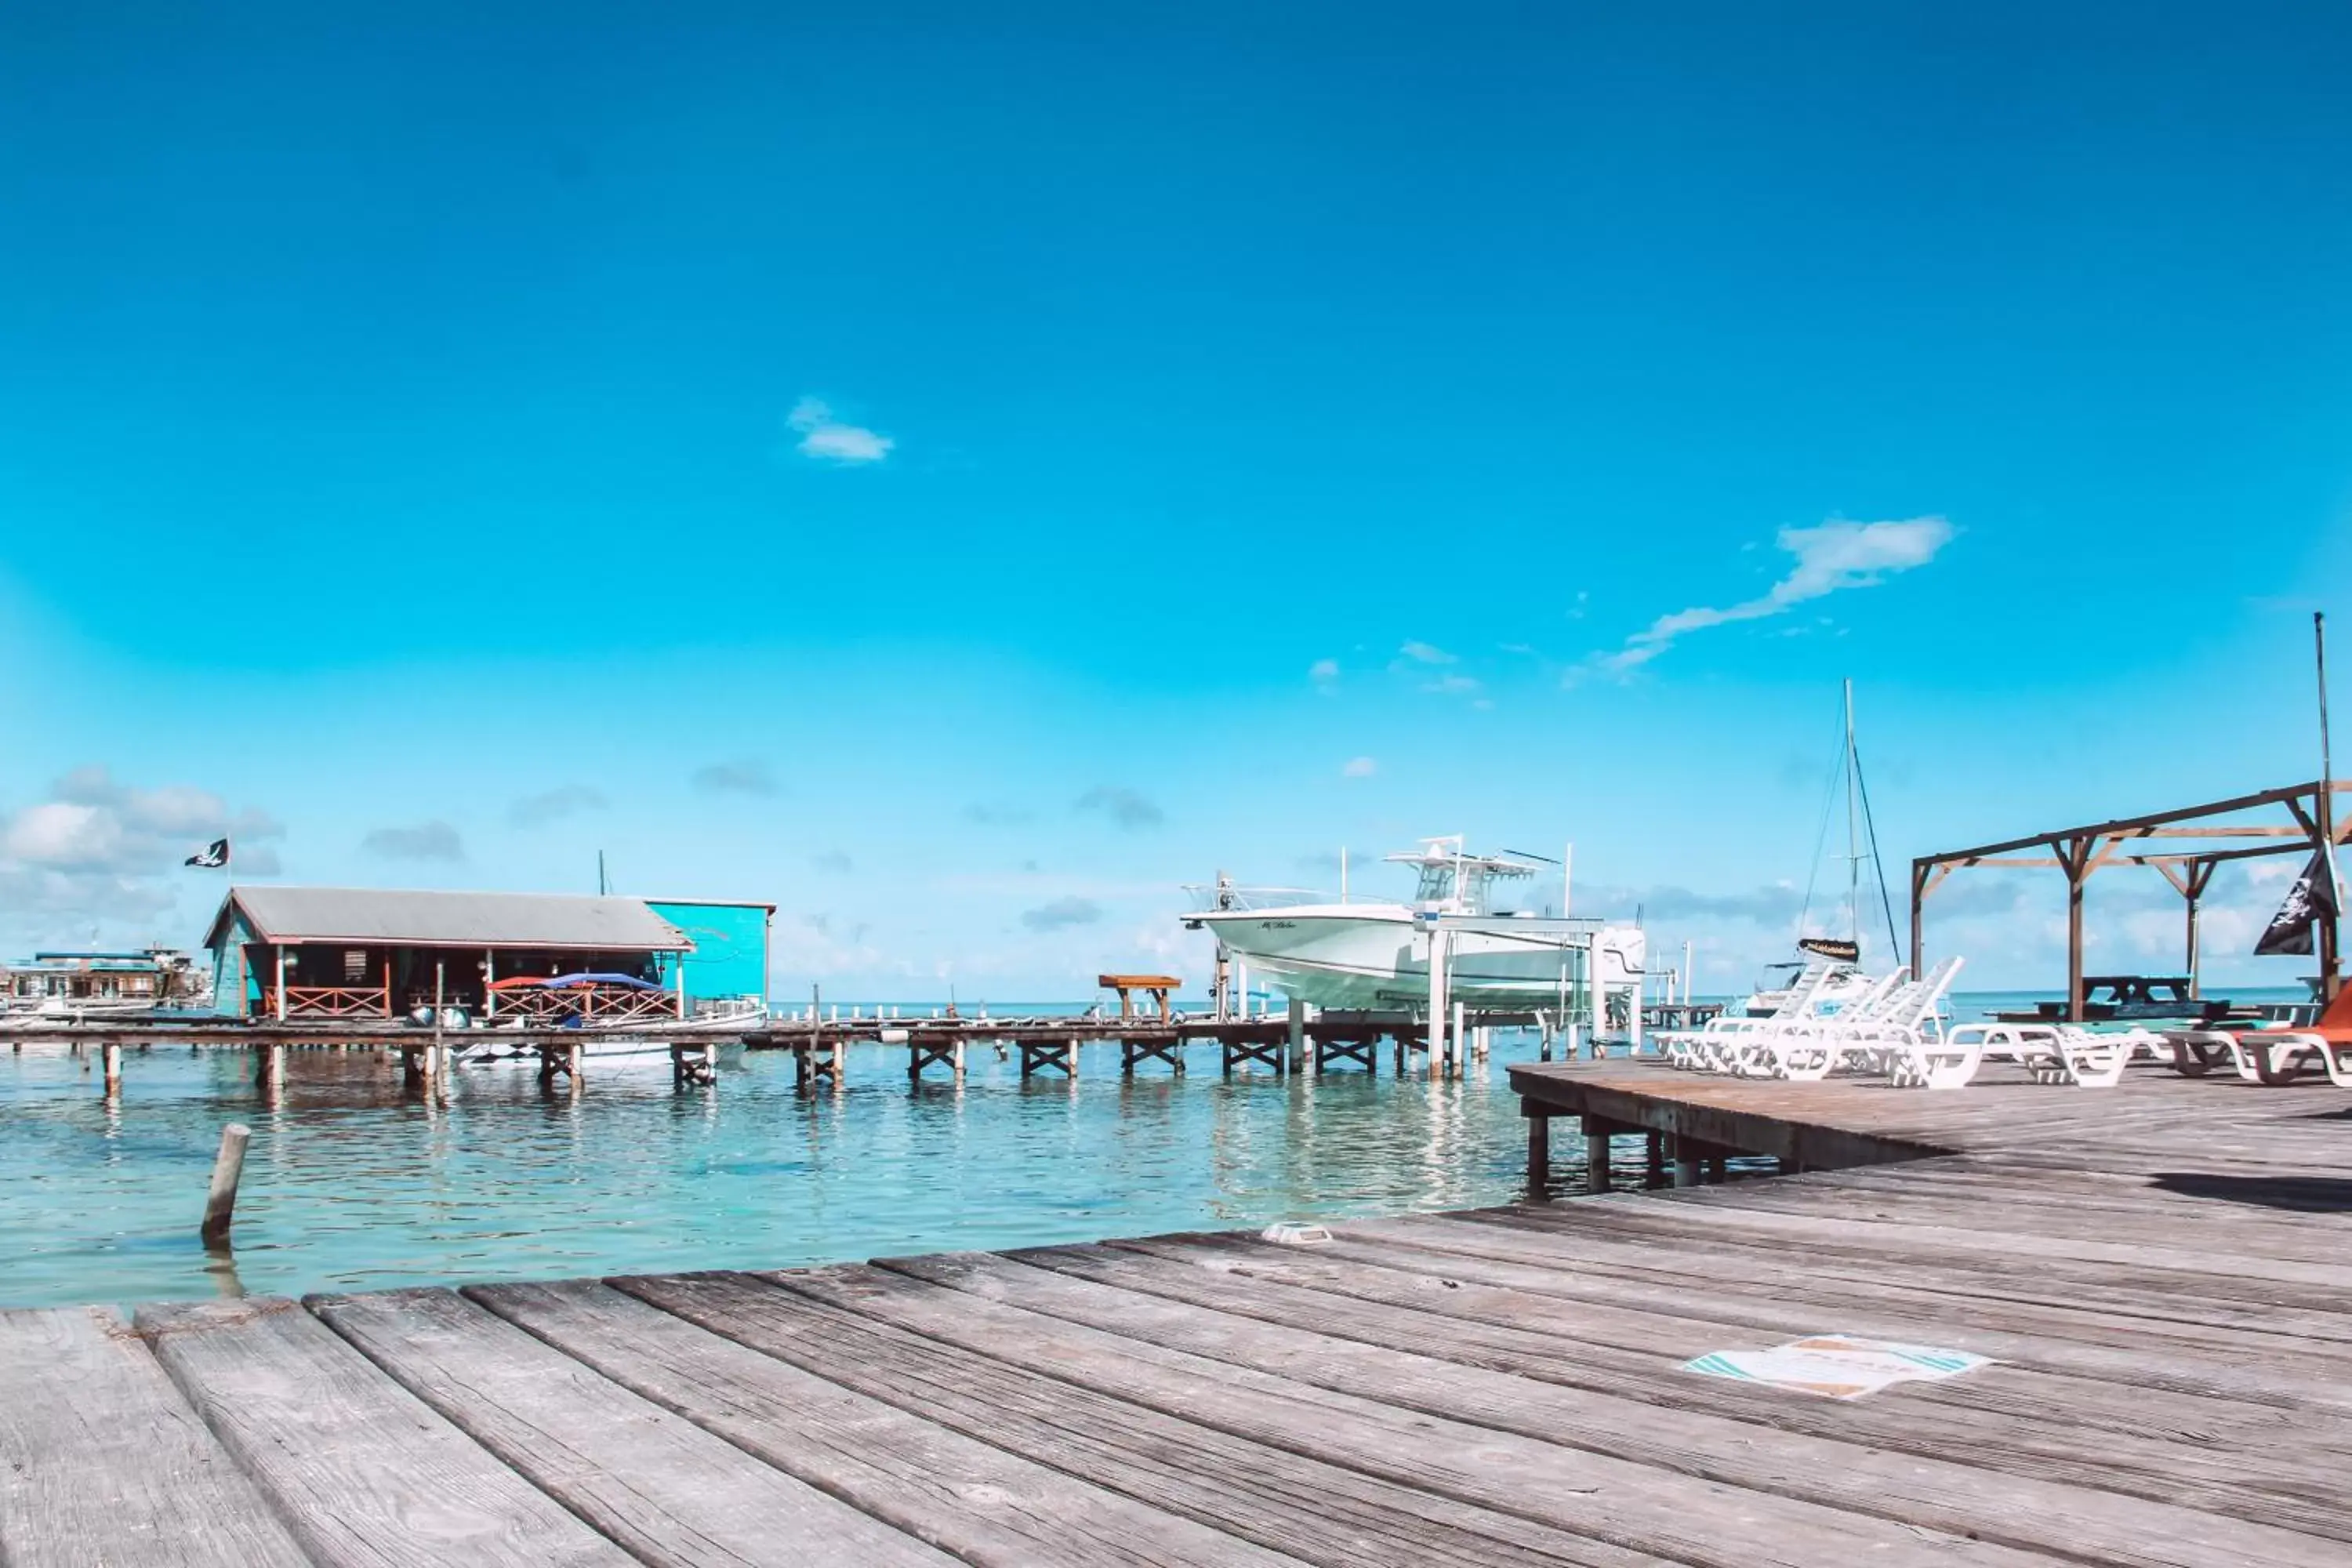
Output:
[1286, 997, 1305, 1074]
[201, 1123, 251, 1247]
[1524, 1105, 1549, 1193]
[102, 1041, 122, 1098]
[1671, 1134, 1700, 1189]
[273, 946, 287, 1022]
[259, 1043, 285, 1102]
[2061, 836, 2089, 1024]
[484, 948, 495, 1018]
[1646, 1129, 1666, 1189]
[1450, 1001, 1466, 1076]
[1910, 858, 1930, 977]
[1581, 1116, 1611, 1194]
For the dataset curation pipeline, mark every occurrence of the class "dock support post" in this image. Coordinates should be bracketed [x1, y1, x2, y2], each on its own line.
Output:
[1581, 1115, 1611, 1194]
[1286, 999, 1305, 1074]
[1426, 927, 1449, 1078]
[1671, 1134, 1701, 1189]
[1524, 1103, 1550, 1194]
[102, 1041, 122, 1098]
[201, 1123, 251, 1247]
[258, 1043, 285, 1103]
[1646, 1130, 1666, 1189]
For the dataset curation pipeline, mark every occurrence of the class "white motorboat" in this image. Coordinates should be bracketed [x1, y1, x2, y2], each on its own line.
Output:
[1183, 839, 1646, 1018]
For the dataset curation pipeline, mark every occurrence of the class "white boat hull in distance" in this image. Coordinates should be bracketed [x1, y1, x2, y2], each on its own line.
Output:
[1192, 903, 1646, 1011]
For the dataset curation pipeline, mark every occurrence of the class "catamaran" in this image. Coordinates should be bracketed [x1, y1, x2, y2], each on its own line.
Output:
[1183, 837, 1646, 1022]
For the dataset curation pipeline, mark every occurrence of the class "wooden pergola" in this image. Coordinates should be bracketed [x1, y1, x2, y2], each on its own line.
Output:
[1911, 779, 2349, 1021]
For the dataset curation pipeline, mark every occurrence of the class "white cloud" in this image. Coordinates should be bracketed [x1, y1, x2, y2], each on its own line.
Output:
[787, 397, 892, 464]
[1022, 896, 1103, 931]
[1308, 658, 1340, 690]
[0, 766, 285, 946]
[1399, 641, 1456, 665]
[1597, 516, 1955, 674]
[1341, 756, 1377, 779]
[1422, 673, 1482, 695]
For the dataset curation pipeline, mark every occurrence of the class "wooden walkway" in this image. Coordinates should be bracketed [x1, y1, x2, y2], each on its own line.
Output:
[6, 1062, 2352, 1565]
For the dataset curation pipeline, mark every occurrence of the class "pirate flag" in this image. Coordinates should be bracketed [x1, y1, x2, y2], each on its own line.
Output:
[2254, 850, 2339, 956]
[184, 837, 229, 869]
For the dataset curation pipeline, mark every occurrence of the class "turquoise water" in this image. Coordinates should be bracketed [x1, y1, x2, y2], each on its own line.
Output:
[0, 1027, 1557, 1310]
[1, 987, 2303, 1309]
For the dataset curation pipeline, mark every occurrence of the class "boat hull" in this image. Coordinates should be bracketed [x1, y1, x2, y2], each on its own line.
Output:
[1195, 907, 1645, 1011]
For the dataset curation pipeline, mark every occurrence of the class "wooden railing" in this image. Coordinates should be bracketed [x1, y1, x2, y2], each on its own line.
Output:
[491, 985, 681, 1025]
[269, 985, 394, 1020]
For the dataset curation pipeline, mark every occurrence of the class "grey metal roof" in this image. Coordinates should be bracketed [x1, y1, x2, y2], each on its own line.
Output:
[205, 887, 691, 953]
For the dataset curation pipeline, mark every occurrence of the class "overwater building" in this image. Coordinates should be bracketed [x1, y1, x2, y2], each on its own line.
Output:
[1, 949, 209, 1013]
[199, 887, 773, 1021]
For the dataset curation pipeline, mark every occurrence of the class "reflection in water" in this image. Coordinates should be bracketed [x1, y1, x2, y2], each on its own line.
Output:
[1, 1036, 1570, 1308]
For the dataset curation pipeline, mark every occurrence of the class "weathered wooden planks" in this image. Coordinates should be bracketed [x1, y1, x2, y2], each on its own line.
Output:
[732, 1263, 2063, 1568]
[613, 1269, 1669, 1568]
[0, 1306, 313, 1568]
[136, 1298, 633, 1568]
[465, 1276, 1309, 1568]
[312, 1287, 955, 1567]
[883, 1245, 2352, 1565]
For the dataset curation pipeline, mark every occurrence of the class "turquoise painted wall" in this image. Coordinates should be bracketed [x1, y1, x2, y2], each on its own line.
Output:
[209, 908, 260, 1016]
[648, 902, 770, 1004]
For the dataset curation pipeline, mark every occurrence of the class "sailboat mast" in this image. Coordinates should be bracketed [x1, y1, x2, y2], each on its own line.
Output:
[1843, 678, 1860, 953]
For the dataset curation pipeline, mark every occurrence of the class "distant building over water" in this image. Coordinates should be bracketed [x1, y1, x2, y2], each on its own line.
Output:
[200, 887, 774, 1022]
[2, 949, 210, 1014]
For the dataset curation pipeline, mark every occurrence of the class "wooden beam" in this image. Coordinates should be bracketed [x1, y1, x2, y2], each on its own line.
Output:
[1918, 778, 2335, 866]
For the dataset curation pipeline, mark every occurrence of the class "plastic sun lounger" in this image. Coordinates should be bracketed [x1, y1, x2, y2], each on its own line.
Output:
[1939, 1022, 2169, 1088]
[1737, 966, 1944, 1082]
[1693, 968, 1901, 1076]
[1657, 962, 1842, 1071]
[2172, 988, 2352, 1086]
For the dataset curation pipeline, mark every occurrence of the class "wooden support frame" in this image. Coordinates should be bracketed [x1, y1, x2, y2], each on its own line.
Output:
[1221, 1033, 1285, 1075]
[1018, 1037, 1080, 1078]
[1315, 1031, 1381, 1074]
[1119, 1033, 1184, 1076]
[1913, 779, 2352, 1014]
[904, 1035, 960, 1083]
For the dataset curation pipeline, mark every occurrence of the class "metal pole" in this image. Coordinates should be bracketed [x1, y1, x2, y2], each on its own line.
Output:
[1426, 924, 1447, 1075]
[1844, 678, 1861, 953]
[1339, 848, 1348, 904]
[2318, 612, 2340, 1001]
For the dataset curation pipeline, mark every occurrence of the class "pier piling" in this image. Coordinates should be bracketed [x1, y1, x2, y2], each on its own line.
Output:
[199, 1123, 250, 1247]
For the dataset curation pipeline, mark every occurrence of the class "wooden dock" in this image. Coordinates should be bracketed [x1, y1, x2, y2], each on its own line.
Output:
[6, 1062, 2350, 1564]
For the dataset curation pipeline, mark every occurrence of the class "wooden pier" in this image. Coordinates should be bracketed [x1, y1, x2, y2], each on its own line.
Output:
[7, 1056, 2351, 1564]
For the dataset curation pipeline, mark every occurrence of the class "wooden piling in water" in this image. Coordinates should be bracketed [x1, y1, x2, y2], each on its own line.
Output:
[200, 1123, 250, 1247]
[101, 1041, 121, 1098]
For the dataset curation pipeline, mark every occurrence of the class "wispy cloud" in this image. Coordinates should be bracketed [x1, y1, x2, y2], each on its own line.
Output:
[1594, 517, 1954, 675]
[1399, 641, 1456, 665]
[507, 784, 607, 828]
[362, 822, 464, 862]
[1421, 673, 1481, 696]
[811, 850, 854, 873]
[1021, 895, 1102, 931]
[691, 758, 779, 797]
[1308, 658, 1340, 691]
[964, 803, 1035, 826]
[1341, 756, 1377, 779]
[1075, 785, 1163, 830]
[787, 396, 892, 464]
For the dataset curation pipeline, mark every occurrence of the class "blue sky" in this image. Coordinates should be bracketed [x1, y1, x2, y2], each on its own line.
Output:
[5, 2, 2350, 996]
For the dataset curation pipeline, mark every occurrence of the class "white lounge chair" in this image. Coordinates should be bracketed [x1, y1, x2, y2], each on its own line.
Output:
[1731, 965, 1940, 1081]
[1657, 961, 1842, 1071]
[1937, 1021, 2165, 1087]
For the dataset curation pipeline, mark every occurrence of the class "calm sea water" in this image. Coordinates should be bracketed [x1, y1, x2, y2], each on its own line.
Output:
[0, 988, 2303, 1309]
